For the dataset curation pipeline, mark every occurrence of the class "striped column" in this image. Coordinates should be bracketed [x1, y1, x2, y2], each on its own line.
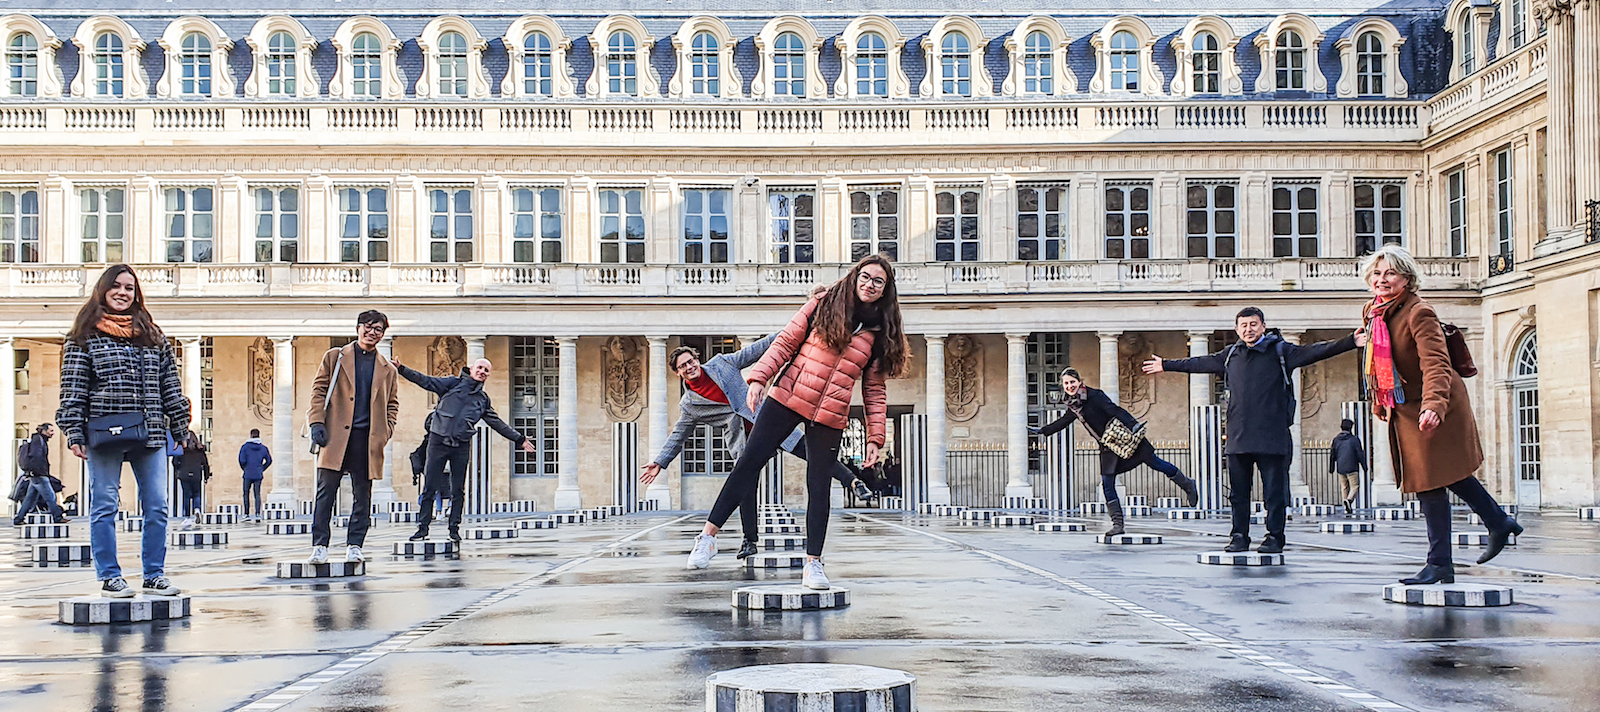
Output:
[611, 422, 639, 511]
[1190, 405, 1224, 511]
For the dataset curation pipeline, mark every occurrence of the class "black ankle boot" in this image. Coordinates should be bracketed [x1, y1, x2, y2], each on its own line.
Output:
[1223, 534, 1250, 553]
[409, 527, 428, 541]
[1179, 479, 1200, 508]
[1477, 520, 1524, 565]
[1103, 500, 1126, 537]
[736, 540, 758, 559]
[1400, 564, 1455, 585]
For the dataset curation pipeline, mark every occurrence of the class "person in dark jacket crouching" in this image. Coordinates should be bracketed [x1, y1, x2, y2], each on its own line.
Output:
[1034, 368, 1199, 537]
[1144, 307, 1365, 555]
[396, 358, 535, 542]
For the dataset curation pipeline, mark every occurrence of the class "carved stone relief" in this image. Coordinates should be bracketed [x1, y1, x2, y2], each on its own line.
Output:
[945, 335, 985, 422]
[429, 336, 467, 378]
[1119, 333, 1155, 418]
[248, 337, 273, 422]
[603, 336, 644, 422]
[1300, 360, 1326, 419]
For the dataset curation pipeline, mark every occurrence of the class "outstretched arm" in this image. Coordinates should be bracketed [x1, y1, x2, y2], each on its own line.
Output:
[1150, 350, 1227, 375]
[395, 363, 457, 395]
[722, 333, 777, 371]
[1284, 334, 1358, 370]
[1035, 411, 1077, 437]
[481, 406, 529, 447]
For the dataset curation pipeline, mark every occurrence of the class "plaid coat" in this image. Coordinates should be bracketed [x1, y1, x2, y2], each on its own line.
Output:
[57, 333, 191, 450]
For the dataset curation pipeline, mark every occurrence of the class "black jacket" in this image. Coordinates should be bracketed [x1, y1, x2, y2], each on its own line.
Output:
[397, 365, 525, 448]
[176, 446, 212, 484]
[1330, 431, 1367, 475]
[1038, 387, 1155, 476]
[1161, 332, 1356, 456]
[19, 433, 49, 476]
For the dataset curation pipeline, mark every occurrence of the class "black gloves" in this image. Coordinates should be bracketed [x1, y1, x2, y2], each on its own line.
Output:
[310, 423, 328, 447]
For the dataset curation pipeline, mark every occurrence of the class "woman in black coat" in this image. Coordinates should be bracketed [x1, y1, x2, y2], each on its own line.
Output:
[1034, 369, 1199, 535]
[175, 432, 211, 525]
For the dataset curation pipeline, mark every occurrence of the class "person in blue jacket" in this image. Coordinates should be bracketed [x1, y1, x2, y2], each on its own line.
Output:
[237, 429, 271, 522]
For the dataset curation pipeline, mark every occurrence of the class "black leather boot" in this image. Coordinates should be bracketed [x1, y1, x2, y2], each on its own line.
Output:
[1257, 535, 1284, 554]
[409, 526, 428, 541]
[1477, 519, 1524, 565]
[1400, 564, 1455, 585]
[1178, 478, 1200, 508]
[736, 540, 758, 559]
[1223, 534, 1250, 553]
[1103, 500, 1126, 537]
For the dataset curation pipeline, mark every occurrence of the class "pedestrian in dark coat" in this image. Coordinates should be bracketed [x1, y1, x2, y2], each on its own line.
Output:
[1361, 245, 1520, 584]
[174, 432, 211, 522]
[12, 423, 67, 524]
[1329, 419, 1367, 514]
[237, 429, 271, 521]
[1144, 307, 1363, 554]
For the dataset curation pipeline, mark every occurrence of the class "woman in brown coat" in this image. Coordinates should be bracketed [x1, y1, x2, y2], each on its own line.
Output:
[1361, 245, 1521, 585]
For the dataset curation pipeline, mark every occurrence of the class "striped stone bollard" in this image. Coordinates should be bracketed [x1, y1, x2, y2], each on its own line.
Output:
[463, 526, 519, 540]
[706, 664, 913, 712]
[1383, 583, 1513, 607]
[59, 596, 191, 625]
[1321, 521, 1375, 534]
[1034, 522, 1086, 533]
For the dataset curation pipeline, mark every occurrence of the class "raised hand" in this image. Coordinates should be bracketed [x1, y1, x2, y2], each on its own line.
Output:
[1141, 355, 1165, 374]
[640, 462, 662, 484]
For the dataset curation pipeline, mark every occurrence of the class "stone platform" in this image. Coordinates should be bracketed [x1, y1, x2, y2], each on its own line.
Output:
[731, 585, 851, 611]
[463, 526, 519, 540]
[171, 531, 228, 546]
[992, 514, 1033, 526]
[393, 540, 456, 556]
[20, 524, 70, 539]
[706, 664, 914, 712]
[32, 544, 92, 564]
[1125, 505, 1152, 517]
[199, 512, 237, 526]
[1035, 522, 1086, 533]
[1155, 497, 1184, 509]
[1383, 583, 1514, 607]
[761, 524, 801, 534]
[1455, 533, 1516, 547]
[266, 522, 310, 535]
[745, 553, 806, 569]
[58, 595, 191, 625]
[1376, 508, 1414, 521]
[1079, 502, 1107, 515]
[263, 509, 295, 520]
[1197, 551, 1285, 566]
[275, 561, 366, 578]
[519, 518, 558, 529]
[1301, 504, 1337, 516]
[1167, 509, 1208, 520]
[758, 536, 804, 550]
[1322, 521, 1376, 533]
[761, 516, 797, 525]
[121, 517, 143, 532]
[551, 513, 586, 524]
[1098, 534, 1163, 545]
[389, 511, 419, 523]
[959, 509, 996, 522]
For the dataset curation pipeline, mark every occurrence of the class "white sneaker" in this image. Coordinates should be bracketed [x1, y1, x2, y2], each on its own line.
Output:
[802, 559, 830, 590]
[307, 545, 328, 564]
[182, 517, 196, 530]
[345, 546, 364, 563]
[686, 533, 717, 569]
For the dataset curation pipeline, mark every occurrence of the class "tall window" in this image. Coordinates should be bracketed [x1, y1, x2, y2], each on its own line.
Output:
[1447, 168, 1468, 257]
[1275, 30, 1306, 90]
[856, 33, 888, 96]
[608, 31, 638, 96]
[1191, 32, 1220, 94]
[1026, 332, 1070, 475]
[1104, 183, 1151, 259]
[437, 31, 468, 97]
[512, 187, 562, 262]
[1017, 184, 1067, 260]
[1495, 147, 1515, 256]
[689, 32, 719, 95]
[1186, 183, 1238, 258]
[679, 336, 739, 476]
[941, 33, 971, 96]
[254, 187, 299, 262]
[1110, 31, 1139, 91]
[1511, 332, 1540, 490]
[682, 189, 730, 263]
[773, 32, 806, 96]
[179, 33, 212, 97]
[1354, 181, 1405, 254]
[0, 188, 39, 263]
[849, 187, 899, 261]
[338, 187, 389, 262]
[769, 189, 815, 263]
[7, 33, 37, 97]
[510, 336, 559, 477]
[1271, 182, 1320, 257]
[1356, 32, 1384, 96]
[352, 32, 382, 97]
[94, 32, 125, 97]
[429, 187, 473, 262]
[1022, 31, 1053, 94]
[523, 32, 553, 95]
[1509, 0, 1528, 48]
[935, 187, 980, 261]
[599, 188, 645, 263]
[1459, 17, 1475, 76]
[265, 31, 296, 96]
[164, 187, 214, 263]
[14, 348, 29, 394]
[79, 187, 125, 263]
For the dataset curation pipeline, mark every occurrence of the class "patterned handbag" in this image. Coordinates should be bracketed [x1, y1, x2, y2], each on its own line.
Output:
[1099, 419, 1148, 460]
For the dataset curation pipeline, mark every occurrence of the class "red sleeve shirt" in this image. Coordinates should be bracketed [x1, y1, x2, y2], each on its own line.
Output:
[684, 372, 729, 405]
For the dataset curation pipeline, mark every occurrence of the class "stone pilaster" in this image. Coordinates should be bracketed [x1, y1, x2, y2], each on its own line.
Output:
[643, 335, 672, 508]
[1282, 330, 1309, 499]
[924, 334, 951, 505]
[554, 337, 581, 510]
[1097, 331, 1121, 404]
[180, 337, 203, 431]
[1005, 333, 1031, 498]
[0, 337, 13, 483]
[372, 337, 397, 508]
[1538, 2, 1576, 246]
[267, 336, 296, 505]
[1572, 1, 1600, 209]
[1188, 330, 1213, 412]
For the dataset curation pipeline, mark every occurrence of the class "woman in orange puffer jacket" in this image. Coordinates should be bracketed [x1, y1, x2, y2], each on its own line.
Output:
[686, 255, 908, 590]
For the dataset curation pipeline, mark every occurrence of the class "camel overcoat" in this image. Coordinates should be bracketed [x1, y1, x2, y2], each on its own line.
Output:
[306, 343, 398, 479]
[1367, 290, 1483, 493]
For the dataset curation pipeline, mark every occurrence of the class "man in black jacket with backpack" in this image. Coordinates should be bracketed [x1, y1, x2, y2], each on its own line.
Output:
[395, 358, 535, 542]
[1144, 307, 1365, 554]
[13, 423, 67, 524]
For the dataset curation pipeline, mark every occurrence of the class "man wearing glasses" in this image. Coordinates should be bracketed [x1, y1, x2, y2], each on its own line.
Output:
[306, 310, 400, 565]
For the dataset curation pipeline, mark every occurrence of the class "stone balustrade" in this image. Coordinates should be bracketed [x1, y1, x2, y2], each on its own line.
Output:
[1426, 37, 1547, 132]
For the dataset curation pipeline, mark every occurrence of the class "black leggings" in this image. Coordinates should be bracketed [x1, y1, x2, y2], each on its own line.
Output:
[709, 400, 844, 557]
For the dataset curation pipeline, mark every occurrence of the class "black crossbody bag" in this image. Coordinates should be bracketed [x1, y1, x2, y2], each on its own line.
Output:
[85, 345, 150, 450]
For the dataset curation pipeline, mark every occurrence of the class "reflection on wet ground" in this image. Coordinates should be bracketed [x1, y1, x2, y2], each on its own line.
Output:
[0, 508, 1597, 711]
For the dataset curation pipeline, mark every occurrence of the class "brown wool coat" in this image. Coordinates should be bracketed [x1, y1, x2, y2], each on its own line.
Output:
[306, 344, 399, 479]
[1367, 290, 1483, 493]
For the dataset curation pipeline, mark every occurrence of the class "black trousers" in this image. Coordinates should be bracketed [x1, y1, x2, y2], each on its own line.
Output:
[1227, 453, 1289, 541]
[709, 400, 844, 558]
[242, 479, 262, 516]
[719, 426, 854, 543]
[418, 433, 472, 532]
[312, 427, 373, 547]
[1419, 477, 1511, 567]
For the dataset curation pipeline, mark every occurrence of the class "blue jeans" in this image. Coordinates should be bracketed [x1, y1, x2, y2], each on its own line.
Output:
[88, 443, 169, 581]
[13, 476, 63, 522]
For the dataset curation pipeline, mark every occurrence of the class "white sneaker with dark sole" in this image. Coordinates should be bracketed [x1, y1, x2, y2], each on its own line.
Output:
[101, 578, 137, 598]
[802, 559, 830, 590]
[142, 576, 181, 597]
[686, 534, 717, 569]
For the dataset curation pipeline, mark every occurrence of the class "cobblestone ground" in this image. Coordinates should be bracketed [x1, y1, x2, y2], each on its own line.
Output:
[1, 507, 1597, 711]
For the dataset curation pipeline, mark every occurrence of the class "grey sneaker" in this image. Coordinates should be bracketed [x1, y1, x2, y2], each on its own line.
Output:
[142, 576, 181, 596]
[307, 545, 329, 564]
[345, 546, 365, 563]
[101, 578, 136, 598]
[802, 559, 830, 590]
[686, 533, 717, 569]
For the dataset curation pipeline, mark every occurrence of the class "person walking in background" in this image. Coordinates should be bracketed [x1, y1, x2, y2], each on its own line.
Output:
[1360, 245, 1521, 585]
[12, 423, 68, 525]
[57, 264, 190, 598]
[1330, 419, 1368, 515]
[174, 431, 211, 528]
[238, 429, 271, 523]
[1034, 368, 1199, 537]
[307, 310, 399, 565]
[1143, 307, 1365, 555]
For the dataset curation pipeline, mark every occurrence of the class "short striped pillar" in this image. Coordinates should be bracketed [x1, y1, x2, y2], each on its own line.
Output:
[463, 526, 518, 540]
[1322, 521, 1375, 534]
[730, 586, 851, 611]
[266, 522, 310, 535]
[745, 553, 806, 569]
[706, 664, 913, 712]
[1035, 522, 1086, 533]
[1383, 583, 1513, 607]
[59, 596, 191, 625]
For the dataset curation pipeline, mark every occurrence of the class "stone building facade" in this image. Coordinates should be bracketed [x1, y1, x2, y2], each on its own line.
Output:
[0, 1, 1595, 512]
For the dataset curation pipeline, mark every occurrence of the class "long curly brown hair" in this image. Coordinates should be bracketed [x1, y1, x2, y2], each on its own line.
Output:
[67, 264, 163, 347]
[811, 254, 908, 378]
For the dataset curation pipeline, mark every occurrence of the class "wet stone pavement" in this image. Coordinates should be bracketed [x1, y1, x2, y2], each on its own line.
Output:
[1, 507, 1598, 711]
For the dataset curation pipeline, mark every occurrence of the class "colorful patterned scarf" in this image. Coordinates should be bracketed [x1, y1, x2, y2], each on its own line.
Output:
[1364, 297, 1404, 410]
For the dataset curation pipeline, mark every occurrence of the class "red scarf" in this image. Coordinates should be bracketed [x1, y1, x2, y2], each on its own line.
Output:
[97, 313, 140, 339]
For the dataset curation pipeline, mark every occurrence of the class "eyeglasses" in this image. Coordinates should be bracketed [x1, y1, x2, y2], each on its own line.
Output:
[857, 274, 887, 289]
[358, 322, 387, 333]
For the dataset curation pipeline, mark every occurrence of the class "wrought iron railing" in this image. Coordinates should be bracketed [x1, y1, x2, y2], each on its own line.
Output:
[1489, 252, 1515, 276]
[1586, 199, 1598, 244]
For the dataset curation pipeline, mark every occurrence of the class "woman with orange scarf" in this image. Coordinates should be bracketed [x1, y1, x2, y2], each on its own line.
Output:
[1361, 245, 1521, 585]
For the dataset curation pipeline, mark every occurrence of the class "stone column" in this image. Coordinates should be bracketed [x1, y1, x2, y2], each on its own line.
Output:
[180, 337, 203, 432]
[1187, 330, 1212, 412]
[267, 336, 297, 505]
[464, 336, 486, 364]
[1573, 1, 1600, 207]
[643, 336, 672, 508]
[1097, 331, 1121, 404]
[924, 334, 951, 505]
[0, 337, 14, 488]
[371, 337, 398, 508]
[1541, 3, 1576, 240]
[1369, 413, 1401, 505]
[554, 337, 581, 510]
[1005, 333, 1031, 499]
[1282, 330, 1309, 499]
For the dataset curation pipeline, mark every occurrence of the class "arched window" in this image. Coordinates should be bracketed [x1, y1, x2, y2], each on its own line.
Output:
[1110, 31, 1139, 91]
[352, 32, 381, 97]
[523, 32, 552, 95]
[1191, 32, 1219, 93]
[1356, 32, 1384, 96]
[1275, 30, 1306, 90]
[265, 30, 295, 96]
[608, 31, 638, 95]
[1458, 16, 1475, 75]
[941, 32, 971, 96]
[437, 31, 468, 96]
[857, 33, 888, 96]
[179, 32, 212, 96]
[94, 32, 124, 97]
[7, 33, 37, 97]
[1022, 31, 1052, 94]
[689, 32, 719, 95]
[1511, 331, 1540, 503]
[773, 32, 805, 95]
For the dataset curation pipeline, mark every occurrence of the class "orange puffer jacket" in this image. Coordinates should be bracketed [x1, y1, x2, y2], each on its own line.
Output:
[747, 295, 888, 446]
